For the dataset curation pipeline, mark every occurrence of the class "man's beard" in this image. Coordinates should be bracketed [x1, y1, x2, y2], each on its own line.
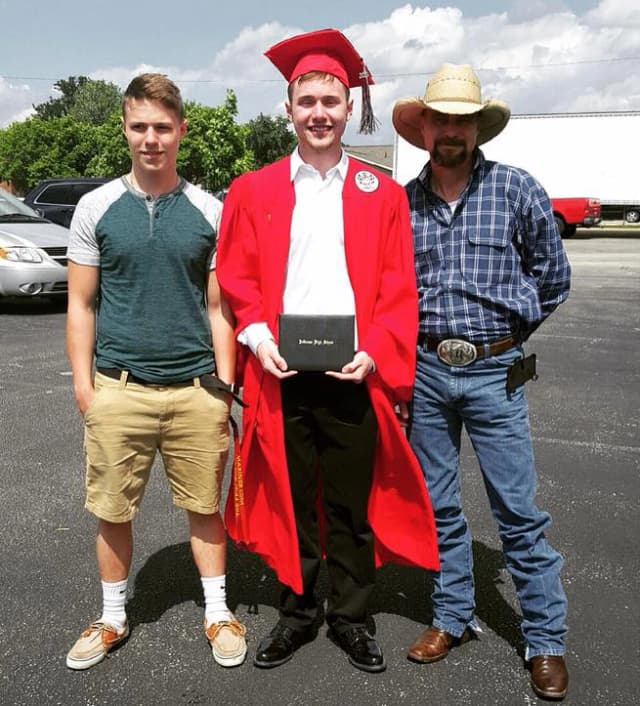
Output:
[431, 139, 469, 168]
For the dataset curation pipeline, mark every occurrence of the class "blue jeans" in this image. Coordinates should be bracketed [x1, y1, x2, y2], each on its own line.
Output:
[409, 345, 567, 658]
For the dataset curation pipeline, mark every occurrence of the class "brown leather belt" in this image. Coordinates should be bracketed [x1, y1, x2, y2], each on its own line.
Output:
[96, 368, 246, 406]
[417, 334, 516, 365]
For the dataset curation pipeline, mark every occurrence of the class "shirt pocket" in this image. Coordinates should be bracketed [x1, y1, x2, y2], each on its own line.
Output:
[460, 219, 515, 288]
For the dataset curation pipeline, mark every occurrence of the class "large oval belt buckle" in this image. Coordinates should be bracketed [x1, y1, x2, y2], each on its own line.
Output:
[436, 339, 477, 366]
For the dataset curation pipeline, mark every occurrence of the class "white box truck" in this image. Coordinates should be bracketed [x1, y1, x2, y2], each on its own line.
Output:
[393, 111, 640, 230]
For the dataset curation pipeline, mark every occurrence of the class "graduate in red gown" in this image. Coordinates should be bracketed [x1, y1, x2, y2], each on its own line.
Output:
[217, 28, 439, 673]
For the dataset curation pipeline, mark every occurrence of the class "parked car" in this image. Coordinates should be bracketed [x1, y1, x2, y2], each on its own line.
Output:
[0, 188, 70, 297]
[23, 177, 109, 228]
[551, 197, 602, 238]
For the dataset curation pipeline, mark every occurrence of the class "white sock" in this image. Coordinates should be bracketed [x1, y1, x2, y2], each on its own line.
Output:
[202, 575, 232, 625]
[99, 578, 128, 631]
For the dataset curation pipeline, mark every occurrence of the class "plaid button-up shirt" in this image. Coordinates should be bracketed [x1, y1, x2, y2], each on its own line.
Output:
[406, 150, 571, 343]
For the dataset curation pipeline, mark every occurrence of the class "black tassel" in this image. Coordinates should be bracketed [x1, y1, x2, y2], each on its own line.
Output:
[358, 67, 380, 135]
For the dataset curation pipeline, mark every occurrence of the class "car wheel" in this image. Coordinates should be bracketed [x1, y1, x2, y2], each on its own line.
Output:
[563, 224, 577, 238]
[625, 208, 640, 223]
[554, 215, 566, 237]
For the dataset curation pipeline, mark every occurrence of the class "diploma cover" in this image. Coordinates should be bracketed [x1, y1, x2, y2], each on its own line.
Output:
[278, 314, 355, 371]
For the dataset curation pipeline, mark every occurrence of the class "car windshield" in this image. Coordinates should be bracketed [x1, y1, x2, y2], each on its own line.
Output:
[0, 188, 43, 218]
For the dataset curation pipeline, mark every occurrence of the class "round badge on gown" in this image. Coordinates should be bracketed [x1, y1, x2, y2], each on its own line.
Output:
[354, 170, 379, 192]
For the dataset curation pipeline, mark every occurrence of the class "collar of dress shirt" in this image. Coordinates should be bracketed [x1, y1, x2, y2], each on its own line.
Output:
[289, 147, 349, 183]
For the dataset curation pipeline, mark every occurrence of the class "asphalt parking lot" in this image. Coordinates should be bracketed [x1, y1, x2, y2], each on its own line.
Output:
[0, 229, 638, 706]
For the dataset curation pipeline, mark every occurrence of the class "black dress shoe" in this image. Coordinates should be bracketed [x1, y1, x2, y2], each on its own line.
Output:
[253, 623, 313, 668]
[329, 625, 386, 673]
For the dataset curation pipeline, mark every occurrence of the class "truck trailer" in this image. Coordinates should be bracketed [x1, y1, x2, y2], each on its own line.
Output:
[393, 111, 640, 230]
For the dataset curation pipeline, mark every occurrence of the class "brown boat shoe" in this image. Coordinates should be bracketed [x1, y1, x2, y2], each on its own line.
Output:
[407, 625, 472, 663]
[530, 655, 569, 700]
[66, 620, 129, 670]
[205, 616, 247, 667]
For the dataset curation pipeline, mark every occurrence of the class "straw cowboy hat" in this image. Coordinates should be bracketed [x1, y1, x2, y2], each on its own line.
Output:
[392, 63, 510, 149]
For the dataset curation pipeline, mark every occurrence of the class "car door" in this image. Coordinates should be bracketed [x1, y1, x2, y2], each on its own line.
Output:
[34, 184, 76, 227]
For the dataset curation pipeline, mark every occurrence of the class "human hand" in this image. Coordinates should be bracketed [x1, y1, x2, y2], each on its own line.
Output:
[325, 351, 374, 383]
[395, 401, 409, 429]
[256, 339, 298, 379]
[75, 385, 95, 416]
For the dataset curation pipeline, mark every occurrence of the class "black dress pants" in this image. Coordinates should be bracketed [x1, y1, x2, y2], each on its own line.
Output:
[279, 373, 378, 633]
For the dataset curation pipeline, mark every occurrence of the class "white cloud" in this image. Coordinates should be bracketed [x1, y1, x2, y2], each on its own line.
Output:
[1, 1, 639, 146]
[349, 4, 466, 65]
[0, 78, 37, 126]
[586, 0, 640, 27]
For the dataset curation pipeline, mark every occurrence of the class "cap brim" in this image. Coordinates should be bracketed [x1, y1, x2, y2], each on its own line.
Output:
[392, 97, 510, 148]
[392, 98, 428, 150]
[476, 101, 511, 145]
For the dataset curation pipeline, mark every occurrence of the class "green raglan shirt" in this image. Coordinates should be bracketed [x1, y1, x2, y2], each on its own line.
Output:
[68, 177, 222, 383]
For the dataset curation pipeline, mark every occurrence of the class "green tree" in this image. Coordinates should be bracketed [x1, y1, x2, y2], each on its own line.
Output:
[68, 80, 122, 125]
[0, 116, 95, 193]
[33, 76, 121, 125]
[33, 76, 90, 120]
[179, 91, 253, 191]
[85, 112, 130, 178]
[245, 113, 296, 168]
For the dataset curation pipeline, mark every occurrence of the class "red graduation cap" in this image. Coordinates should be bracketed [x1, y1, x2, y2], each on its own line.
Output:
[265, 28, 379, 134]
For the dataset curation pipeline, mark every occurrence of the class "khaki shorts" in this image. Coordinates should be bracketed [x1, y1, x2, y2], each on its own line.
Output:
[84, 371, 230, 522]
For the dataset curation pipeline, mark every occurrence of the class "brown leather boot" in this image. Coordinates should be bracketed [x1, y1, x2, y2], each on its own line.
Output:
[530, 655, 568, 700]
[407, 626, 471, 663]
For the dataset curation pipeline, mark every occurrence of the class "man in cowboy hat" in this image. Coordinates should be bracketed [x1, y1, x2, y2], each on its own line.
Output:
[216, 28, 439, 673]
[393, 63, 571, 700]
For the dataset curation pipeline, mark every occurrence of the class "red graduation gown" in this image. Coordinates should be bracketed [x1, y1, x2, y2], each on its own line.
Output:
[217, 156, 439, 593]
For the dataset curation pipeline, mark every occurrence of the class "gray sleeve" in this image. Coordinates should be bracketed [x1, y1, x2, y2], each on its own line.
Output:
[67, 196, 100, 266]
[184, 184, 222, 271]
[202, 193, 222, 272]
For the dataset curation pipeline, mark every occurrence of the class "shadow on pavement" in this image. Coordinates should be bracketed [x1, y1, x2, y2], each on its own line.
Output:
[471, 541, 524, 656]
[127, 538, 523, 656]
[0, 294, 67, 314]
[126, 542, 201, 628]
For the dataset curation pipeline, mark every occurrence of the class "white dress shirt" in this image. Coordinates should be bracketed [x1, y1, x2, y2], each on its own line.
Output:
[239, 149, 356, 354]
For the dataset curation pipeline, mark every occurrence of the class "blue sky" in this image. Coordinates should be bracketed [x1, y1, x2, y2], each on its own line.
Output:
[1, 1, 638, 143]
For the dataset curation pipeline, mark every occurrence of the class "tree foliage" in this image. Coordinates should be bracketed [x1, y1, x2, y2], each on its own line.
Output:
[245, 113, 296, 168]
[32, 76, 90, 120]
[84, 112, 131, 178]
[179, 92, 254, 192]
[0, 117, 94, 193]
[68, 80, 122, 125]
[2, 75, 297, 194]
[33, 75, 122, 126]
